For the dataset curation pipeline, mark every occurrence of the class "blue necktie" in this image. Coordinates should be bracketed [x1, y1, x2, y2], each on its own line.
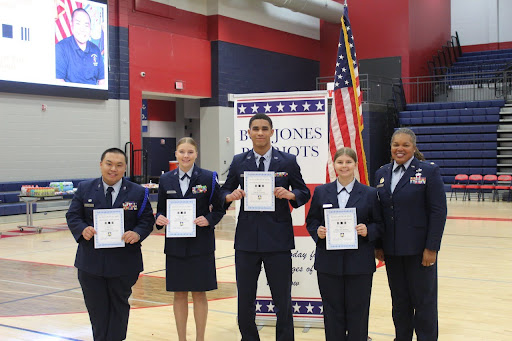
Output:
[258, 157, 265, 171]
[106, 187, 114, 208]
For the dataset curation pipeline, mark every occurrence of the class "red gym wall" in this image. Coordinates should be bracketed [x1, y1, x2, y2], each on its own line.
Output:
[107, 0, 452, 148]
[347, 0, 451, 78]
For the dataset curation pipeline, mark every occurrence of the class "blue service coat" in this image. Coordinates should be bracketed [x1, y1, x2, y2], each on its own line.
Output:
[306, 180, 383, 276]
[66, 178, 155, 277]
[156, 165, 225, 257]
[374, 157, 447, 255]
[220, 148, 311, 252]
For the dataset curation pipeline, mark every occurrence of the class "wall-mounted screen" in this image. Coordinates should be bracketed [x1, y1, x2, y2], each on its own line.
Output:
[0, 0, 109, 99]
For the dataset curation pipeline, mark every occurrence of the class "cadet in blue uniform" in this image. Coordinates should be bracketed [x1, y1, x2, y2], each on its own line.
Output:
[155, 137, 225, 341]
[66, 148, 155, 341]
[306, 147, 382, 341]
[220, 113, 311, 341]
[374, 128, 447, 341]
[55, 8, 105, 85]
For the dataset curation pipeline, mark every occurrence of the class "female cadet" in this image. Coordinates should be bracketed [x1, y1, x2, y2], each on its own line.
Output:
[306, 147, 383, 341]
[155, 137, 225, 341]
[374, 128, 447, 341]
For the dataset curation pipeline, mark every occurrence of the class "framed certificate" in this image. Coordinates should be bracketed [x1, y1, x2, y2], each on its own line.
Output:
[93, 208, 125, 249]
[244, 171, 275, 212]
[166, 199, 196, 238]
[324, 207, 358, 250]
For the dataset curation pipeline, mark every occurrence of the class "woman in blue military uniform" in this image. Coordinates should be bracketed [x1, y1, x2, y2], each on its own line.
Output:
[155, 137, 225, 341]
[306, 147, 383, 341]
[374, 128, 447, 341]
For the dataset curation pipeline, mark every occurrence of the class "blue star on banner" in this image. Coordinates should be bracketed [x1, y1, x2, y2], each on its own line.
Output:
[237, 98, 326, 116]
[255, 299, 323, 316]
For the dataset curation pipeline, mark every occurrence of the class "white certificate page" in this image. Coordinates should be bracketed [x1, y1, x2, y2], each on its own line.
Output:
[244, 171, 275, 212]
[93, 208, 125, 249]
[166, 199, 196, 238]
[324, 207, 358, 250]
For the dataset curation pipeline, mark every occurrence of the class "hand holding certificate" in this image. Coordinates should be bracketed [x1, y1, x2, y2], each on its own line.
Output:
[244, 171, 275, 211]
[166, 199, 196, 238]
[324, 207, 358, 250]
[93, 208, 125, 249]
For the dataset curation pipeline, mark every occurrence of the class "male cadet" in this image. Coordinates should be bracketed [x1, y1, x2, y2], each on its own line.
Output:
[56, 8, 105, 85]
[66, 148, 154, 341]
[220, 113, 311, 341]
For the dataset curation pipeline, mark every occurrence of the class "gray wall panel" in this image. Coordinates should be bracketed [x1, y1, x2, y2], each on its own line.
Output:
[0, 93, 129, 182]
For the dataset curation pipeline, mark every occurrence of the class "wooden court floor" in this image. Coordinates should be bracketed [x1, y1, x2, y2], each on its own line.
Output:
[0, 198, 511, 340]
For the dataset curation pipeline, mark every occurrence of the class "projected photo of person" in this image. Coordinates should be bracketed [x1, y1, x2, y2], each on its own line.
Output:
[55, 5, 105, 85]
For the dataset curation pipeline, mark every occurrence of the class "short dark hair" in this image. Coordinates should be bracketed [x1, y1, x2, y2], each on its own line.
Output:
[101, 148, 127, 164]
[249, 113, 273, 128]
[71, 8, 91, 23]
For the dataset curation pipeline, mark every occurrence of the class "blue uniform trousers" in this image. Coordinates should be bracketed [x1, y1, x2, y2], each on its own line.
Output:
[78, 270, 139, 341]
[385, 255, 438, 341]
[235, 250, 294, 341]
[317, 272, 373, 341]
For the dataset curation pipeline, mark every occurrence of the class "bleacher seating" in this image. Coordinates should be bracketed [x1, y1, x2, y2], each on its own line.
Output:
[399, 100, 504, 190]
[406, 99, 504, 111]
[446, 49, 512, 78]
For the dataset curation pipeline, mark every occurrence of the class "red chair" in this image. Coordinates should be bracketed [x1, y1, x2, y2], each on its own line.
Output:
[450, 174, 468, 201]
[465, 174, 483, 201]
[480, 174, 497, 201]
[494, 174, 512, 202]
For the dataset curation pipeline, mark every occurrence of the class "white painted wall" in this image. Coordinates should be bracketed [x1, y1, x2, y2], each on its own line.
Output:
[199, 106, 234, 180]
[452, 0, 512, 46]
[0, 93, 129, 181]
[153, 0, 320, 40]
[152, 0, 208, 15]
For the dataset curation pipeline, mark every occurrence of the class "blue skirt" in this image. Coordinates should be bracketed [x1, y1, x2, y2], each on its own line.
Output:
[165, 252, 217, 292]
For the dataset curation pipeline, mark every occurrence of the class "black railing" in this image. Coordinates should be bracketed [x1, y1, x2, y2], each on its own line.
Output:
[124, 142, 148, 184]
[427, 31, 462, 76]
[316, 74, 396, 104]
[400, 70, 512, 103]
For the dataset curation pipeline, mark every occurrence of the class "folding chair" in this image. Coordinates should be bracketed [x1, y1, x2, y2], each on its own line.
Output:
[480, 174, 497, 201]
[494, 175, 512, 202]
[465, 174, 483, 201]
[450, 174, 468, 201]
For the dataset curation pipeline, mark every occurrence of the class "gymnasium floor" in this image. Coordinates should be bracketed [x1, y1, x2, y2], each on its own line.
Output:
[0, 197, 511, 341]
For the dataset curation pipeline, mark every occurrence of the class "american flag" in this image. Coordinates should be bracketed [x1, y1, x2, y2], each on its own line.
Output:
[327, 6, 368, 185]
[55, 0, 83, 43]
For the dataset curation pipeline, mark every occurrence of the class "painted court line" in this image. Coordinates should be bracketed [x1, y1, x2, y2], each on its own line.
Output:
[0, 323, 83, 340]
[0, 287, 81, 306]
[447, 215, 512, 222]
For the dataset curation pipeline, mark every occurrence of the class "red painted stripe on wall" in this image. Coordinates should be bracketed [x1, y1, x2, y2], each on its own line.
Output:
[461, 42, 512, 53]
[208, 15, 321, 61]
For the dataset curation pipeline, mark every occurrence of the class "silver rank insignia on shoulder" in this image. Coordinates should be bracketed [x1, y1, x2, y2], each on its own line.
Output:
[380, 177, 384, 184]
